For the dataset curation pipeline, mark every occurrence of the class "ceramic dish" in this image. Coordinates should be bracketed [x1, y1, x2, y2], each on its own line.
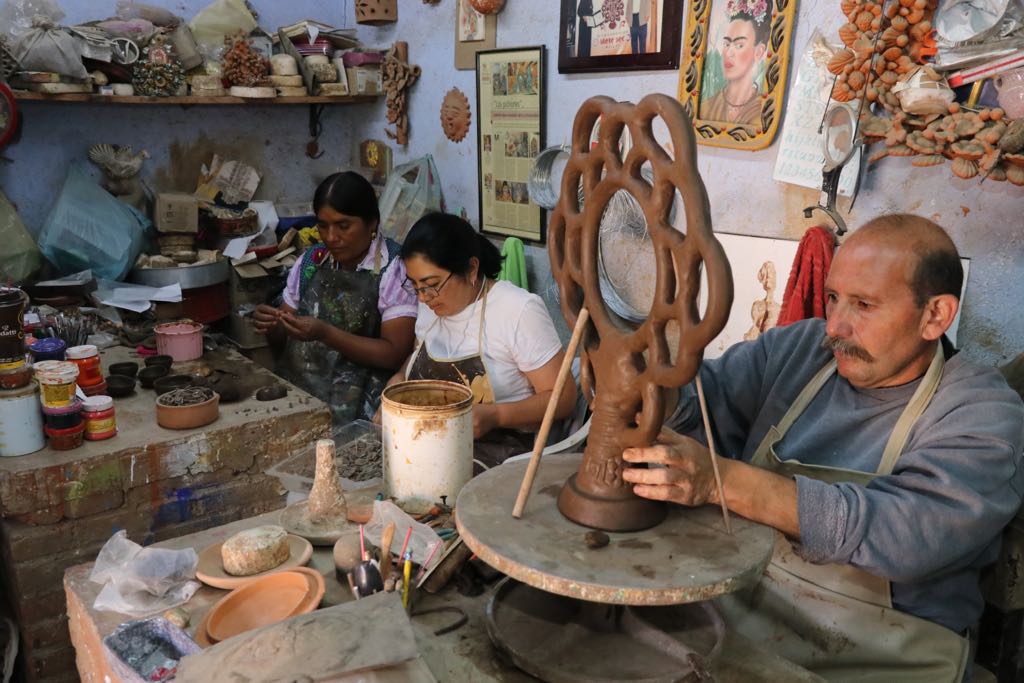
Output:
[155, 391, 219, 430]
[205, 571, 310, 642]
[144, 354, 174, 368]
[194, 534, 313, 590]
[138, 365, 169, 388]
[280, 499, 352, 546]
[107, 362, 139, 378]
[104, 375, 136, 398]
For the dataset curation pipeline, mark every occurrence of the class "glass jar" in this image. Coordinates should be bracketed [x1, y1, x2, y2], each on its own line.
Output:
[67, 345, 104, 387]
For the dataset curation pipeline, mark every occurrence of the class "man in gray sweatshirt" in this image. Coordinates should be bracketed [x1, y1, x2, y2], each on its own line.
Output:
[622, 214, 1023, 681]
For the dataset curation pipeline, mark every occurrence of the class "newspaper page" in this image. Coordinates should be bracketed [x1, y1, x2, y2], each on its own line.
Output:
[478, 49, 544, 241]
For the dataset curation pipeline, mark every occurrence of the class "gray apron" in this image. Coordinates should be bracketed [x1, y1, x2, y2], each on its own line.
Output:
[716, 344, 970, 682]
[406, 280, 534, 468]
[280, 245, 393, 425]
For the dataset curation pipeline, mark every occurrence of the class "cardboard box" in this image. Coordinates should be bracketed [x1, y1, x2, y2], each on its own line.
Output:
[345, 67, 380, 96]
[155, 193, 199, 234]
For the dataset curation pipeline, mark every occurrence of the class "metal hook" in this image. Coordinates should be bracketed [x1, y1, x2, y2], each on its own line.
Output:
[306, 104, 326, 159]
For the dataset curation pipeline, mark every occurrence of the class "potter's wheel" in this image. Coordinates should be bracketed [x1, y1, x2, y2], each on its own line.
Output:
[456, 453, 775, 606]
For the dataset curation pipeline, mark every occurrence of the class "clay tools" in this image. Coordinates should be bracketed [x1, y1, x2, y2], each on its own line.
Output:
[694, 374, 732, 534]
[379, 522, 396, 584]
[402, 551, 413, 610]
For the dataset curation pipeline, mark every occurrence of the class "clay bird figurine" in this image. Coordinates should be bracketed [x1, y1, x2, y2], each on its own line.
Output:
[88, 143, 150, 211]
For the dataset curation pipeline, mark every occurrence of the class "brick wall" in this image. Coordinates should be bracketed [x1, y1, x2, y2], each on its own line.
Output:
[0, 405, 330, 683]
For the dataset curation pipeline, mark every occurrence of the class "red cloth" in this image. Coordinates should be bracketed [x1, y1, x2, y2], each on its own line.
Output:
[777, 226, 835, 327]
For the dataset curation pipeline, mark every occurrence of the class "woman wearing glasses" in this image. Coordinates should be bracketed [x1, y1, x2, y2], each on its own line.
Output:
[390, 212, 576, 467]
[253, 172, 417, 424]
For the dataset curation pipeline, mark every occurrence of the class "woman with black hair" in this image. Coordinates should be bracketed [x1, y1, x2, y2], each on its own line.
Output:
[253, 171, 417, 424]
[387, 212, 576, 466]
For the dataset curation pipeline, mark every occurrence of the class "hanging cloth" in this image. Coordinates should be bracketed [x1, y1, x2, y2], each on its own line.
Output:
[497, 237, 529, 291]
[777, 226, 835, 327]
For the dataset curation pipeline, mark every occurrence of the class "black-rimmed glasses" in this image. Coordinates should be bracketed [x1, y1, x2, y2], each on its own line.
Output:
[402, 273, 453, 301]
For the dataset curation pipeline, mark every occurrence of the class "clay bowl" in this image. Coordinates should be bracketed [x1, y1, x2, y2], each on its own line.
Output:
[205, 570, 312, 642]
[153, 373, 204, 396]
[138, 365, 169, 388]
[155, 392, 219, 430]
[207, 376, 241, 403]
[144, 354, 174, 369]
[104, 374, 136, 398]
[107, 362, 139, 378]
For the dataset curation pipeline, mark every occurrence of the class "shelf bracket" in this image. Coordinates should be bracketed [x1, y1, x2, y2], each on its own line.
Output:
[306, 103, 326, 159]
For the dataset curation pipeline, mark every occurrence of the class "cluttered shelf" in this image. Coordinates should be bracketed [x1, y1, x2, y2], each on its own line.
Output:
[11, 91, 377, 105]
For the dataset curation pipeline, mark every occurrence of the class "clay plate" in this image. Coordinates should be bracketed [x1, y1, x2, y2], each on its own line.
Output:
[195, 534, 313, 589]
[279, 499, 352, 546]
[205, 571, 310, 642]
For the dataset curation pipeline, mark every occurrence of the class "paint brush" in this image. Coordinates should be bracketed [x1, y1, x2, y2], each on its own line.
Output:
[415, 539, 443, 586]
[694, 374, 732, 535]
[398, 526, 412, 562]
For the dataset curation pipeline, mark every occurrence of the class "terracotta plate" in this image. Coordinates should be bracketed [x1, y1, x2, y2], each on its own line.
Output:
[195, 534, 313, 589]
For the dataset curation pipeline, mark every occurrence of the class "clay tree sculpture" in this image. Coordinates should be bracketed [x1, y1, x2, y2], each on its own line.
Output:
[305, 439, 348, 526]
[548, 94, 733, 532]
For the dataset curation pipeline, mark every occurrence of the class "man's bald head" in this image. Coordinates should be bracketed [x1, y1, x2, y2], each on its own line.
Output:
[846, 214, 962, 308]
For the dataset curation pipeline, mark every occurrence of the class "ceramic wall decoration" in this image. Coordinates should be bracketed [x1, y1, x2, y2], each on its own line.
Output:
[131, 34, 184, 97]
[469, 0, 506, 14]
[383, 42, 421, 146]
[441, 88, 471, 142]
[356, 0, 398, 25]
[222, 36, 269, 87]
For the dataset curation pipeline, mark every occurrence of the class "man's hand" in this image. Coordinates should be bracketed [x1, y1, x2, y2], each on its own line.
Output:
[278, 311, 325, 342]
[252, 304, 282, 334]
[621, 432, 721, 507]
[473, 403, 500, 439]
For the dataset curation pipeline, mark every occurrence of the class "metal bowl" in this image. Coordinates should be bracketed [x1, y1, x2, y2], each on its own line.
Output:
[129, 259, 230, 289]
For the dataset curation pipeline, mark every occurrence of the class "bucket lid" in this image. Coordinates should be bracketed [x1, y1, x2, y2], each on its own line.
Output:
[0, 382, 38, 400]
[82, 395, 113, 412]
[30, 337, 67, 353]
[42, 397, 83, 415]
[0, 287, 25, 306]
[66, 344, 99, 360]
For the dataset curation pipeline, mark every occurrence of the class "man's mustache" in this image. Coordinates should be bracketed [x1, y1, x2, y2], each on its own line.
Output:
[821, 335, 874, 362]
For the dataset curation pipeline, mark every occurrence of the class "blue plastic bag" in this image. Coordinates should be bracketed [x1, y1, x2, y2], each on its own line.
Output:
[39, 162, 151, 281]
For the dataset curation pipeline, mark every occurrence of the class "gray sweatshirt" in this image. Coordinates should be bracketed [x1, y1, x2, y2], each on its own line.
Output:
[668, 318, 1024, 634]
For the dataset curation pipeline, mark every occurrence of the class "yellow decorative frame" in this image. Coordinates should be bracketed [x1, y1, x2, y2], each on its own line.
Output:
[677, 0, 798, 150]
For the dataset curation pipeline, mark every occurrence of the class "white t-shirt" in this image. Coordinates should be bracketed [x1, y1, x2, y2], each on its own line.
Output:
[410, 280, 563, 404]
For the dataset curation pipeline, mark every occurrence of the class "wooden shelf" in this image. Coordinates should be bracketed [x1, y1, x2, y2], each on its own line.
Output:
[12, 92, 377, 105]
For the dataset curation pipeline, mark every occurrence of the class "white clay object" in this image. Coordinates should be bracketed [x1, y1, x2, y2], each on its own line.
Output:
[221, 525, 290, 576]
[270, 54, 299, 76]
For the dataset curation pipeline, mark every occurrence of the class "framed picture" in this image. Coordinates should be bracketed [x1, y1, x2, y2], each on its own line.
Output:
[558, 0, 684, 73]
[677, 0, 798, 150]
[458, 0, 486, 42]
[476, 46, 546, 243]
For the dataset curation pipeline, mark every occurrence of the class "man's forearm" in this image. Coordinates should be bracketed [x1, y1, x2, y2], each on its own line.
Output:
[718, 457, 801, 539]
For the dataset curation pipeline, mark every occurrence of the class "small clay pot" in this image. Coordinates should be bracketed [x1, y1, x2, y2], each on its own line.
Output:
[256, 384, 287, 401]
[105, 374, 136, 398]
[108, 362, 139, 378]
[153, 374, 203, 396]
[209, 376, 242, 403]
[156, 392, 219, 429]
[138, 365, 169, 388]
[145, 354, 174, 369]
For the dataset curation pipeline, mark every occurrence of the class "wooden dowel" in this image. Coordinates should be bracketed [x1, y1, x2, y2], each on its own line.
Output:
[512, 307, 590, 518]
[694, 374, 732, 534]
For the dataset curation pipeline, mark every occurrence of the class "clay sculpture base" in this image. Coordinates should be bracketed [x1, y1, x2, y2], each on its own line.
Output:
[558, 472, 666, 532]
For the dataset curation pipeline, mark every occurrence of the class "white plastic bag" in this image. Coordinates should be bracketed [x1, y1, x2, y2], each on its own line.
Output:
[377, 155, 446, 243]
[90, 531, 200, 616]
[363, 501, 442, 568]
[0, 0, 64, 42]
[10, 17, 88, 79]
[115, 0, 181, 27]
[188, 0, 256, 55]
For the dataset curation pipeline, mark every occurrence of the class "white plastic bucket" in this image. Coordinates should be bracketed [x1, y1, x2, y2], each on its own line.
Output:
[0, 383, 45, 456]
[381, 380, 473, 513]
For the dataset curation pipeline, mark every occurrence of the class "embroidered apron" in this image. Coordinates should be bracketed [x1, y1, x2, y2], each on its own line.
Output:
[715, 345, 970, 682]
[406, 281, 533, 468]
[279, 243, 396, 425]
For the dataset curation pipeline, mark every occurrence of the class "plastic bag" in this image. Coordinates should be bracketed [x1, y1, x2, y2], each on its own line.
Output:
[90, 530, 200, 616]
[188, 0, 256, 56]
[0, 0, 64, 42]
[377, 155, 446, 243]
[0, 189, 42, 285]
[363, 500, 443, 568]
[10, 17, 88, 79]
[95, 18, 156, 43]
[38, 162, 151, 281]
[115, 0, 181, 27]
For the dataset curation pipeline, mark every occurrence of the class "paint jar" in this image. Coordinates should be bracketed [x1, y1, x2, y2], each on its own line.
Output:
[82, 395, 117, 441]
[29, 337, 67, 362]
[381, 380, 474, 514]
[67, 345, 104, 387]
[154, 321, 204, 362]
[0, 361, 33, 390]
[0, 287, 28, 367]
[45, 422, 85, 451]
[0, 383, 45, 457]
[81, 379, 109, 398]
[34, 360, 80, 408]
[42, 398, 83, 431]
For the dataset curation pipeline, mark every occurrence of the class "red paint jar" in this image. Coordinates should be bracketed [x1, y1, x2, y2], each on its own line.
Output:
[42, 398, 83, 430]
[45, 422, 85, 450]
[67, 345, 104, 387]
[82, 395, 117, 441]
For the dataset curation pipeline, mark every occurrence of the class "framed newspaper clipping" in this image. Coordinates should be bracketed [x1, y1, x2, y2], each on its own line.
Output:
[476, 46, 546, 243]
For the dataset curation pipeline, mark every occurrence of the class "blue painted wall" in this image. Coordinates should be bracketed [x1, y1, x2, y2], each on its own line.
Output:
[2, 0, 1021, 364]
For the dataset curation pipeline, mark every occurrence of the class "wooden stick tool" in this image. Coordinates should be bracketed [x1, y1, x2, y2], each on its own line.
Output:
[694, 374, 732, 534]
[512, 307, 590, 518]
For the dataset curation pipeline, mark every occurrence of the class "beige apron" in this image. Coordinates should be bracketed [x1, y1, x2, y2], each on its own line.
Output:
[716, 344, 970, 682]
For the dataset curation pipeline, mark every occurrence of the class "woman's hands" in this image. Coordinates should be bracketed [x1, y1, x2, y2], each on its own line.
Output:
[252, 304, 324, 342]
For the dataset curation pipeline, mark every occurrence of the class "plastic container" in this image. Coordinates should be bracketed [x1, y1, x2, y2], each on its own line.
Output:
[381, 380, 474, 513]
[34, 360, 80, 408]
[0, 383, 46, 457]
[67, 345, 104, 387]
[0, 287, 28, 366]
[267, 420, 383, 494]
[82, 395, 117, 441]
[42, 398, 83, 431]
[45, 422, 85, 450]
[29, 337, 67, 362]
[0, 361, 33, 390]
[154, 321, 204, 362]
